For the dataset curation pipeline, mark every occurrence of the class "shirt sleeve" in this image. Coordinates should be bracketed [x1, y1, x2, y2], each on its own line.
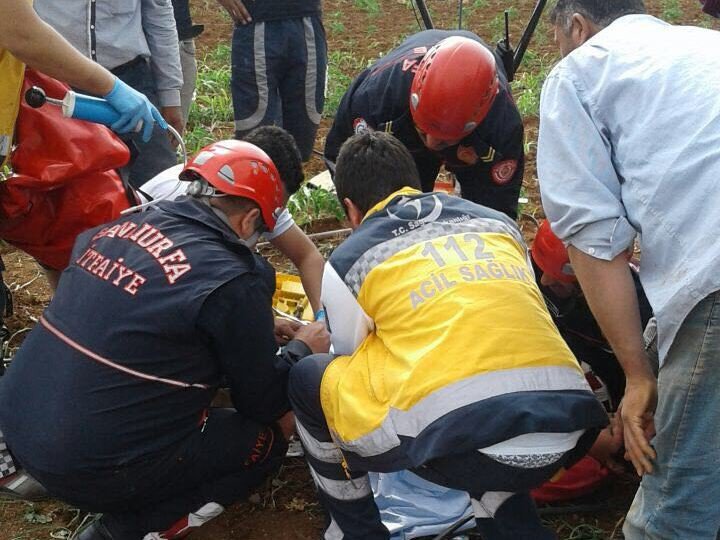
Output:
[537, 66, 637, 260]
[196, 273, 309, 425]
[263, 209, 295, 241]
[321, 262, 373, 355]
[141, 0, 183, 107]
[138, 163, 186, 202]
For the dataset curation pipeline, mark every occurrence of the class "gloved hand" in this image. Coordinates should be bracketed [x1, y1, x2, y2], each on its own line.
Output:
[103, 77, 168, 142]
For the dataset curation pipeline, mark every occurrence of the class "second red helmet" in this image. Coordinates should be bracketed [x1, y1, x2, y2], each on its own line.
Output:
[531, 220, 576, 283]
[410, 36, 500, 142]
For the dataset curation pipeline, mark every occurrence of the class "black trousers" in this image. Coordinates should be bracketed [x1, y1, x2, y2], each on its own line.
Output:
[288, 354, 598, 540]
[24, 408, 287, 538]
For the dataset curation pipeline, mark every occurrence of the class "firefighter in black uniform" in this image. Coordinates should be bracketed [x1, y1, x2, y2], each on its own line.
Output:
[531, 220, 653, 409]
[0, 141, 329, 540]
[324, 30, 524, 219]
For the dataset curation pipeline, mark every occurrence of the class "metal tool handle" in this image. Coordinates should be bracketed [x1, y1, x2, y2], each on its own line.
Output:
[24, 86, 187, 165]
[71, 93, 121, 126]
[513, 0, 548, 73]
[413, 0, 434, 30]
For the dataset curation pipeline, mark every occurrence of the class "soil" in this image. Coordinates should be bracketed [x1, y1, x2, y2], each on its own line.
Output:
[1, 1, 718, 539]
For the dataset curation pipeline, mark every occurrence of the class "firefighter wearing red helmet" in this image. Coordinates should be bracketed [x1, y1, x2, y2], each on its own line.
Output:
[531, 219, 577, 296]
[530, 219, 653, 407]
[324, 30, 524, 219]
[180, 140, 285, 232]
[0, 140, 330, 538]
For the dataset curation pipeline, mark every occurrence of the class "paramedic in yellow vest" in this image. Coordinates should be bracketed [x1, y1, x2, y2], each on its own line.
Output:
[0, 0, 166, 166]
[287, 131, 609, 540]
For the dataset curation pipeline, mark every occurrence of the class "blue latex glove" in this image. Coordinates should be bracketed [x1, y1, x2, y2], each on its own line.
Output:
[103, 78, 168, 142]
[314, 308, 326, 322]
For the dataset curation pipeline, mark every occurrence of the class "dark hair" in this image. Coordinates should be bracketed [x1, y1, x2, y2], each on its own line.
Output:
[334, 131, 421, 215]
[550, 0, 645, 29]
[241, 126, 305, 195]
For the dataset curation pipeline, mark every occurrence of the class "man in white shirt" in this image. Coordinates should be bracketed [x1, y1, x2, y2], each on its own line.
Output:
[538, 1, 720, 538]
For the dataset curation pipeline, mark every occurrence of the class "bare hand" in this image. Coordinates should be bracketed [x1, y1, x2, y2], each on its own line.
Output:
[620, 375, 658, 476]
[274, 317, 301, 345]
[293, 321, 330, 354]
[160, 106, 184, 146]
[588, 418, 625, 475]
[217, 0, 252, 24]
[276, 411, 296, 441]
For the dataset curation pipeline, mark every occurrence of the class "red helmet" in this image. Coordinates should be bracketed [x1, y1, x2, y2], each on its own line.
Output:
[409, 36, 499, 141]
[181, 140, 284, 231]
[531, 220, 576, 283]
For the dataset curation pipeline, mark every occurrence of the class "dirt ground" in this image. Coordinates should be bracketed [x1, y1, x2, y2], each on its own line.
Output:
[1, 1, 719, 539]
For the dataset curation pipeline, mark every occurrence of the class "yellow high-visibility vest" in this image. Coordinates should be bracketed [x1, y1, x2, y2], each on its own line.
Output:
[0, 48, 26, 167]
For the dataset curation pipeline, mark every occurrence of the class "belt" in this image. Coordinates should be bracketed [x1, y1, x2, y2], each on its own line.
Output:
[110, 55, 147, 76]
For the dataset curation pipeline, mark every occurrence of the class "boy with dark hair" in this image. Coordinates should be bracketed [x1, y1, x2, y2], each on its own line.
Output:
[289, 131, 608, 540]
[140, 125, 323, 312]
[332, 129, 421, 216]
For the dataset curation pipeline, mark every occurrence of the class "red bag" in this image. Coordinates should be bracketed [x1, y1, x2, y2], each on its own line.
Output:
[531, 456, 610, 503]
[0, 69, 132, 270]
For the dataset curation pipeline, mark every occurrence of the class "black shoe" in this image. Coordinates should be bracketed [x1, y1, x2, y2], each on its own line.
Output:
[73, 516, 115, 540]
[0, 470, 49, 501]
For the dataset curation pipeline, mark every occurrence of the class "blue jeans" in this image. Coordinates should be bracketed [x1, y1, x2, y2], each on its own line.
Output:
[624, 291, 720, 540]
[231, 16, 327, 161]
[113, 58, 178, 190]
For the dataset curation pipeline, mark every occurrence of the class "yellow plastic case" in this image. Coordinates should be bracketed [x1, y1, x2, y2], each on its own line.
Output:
[272, 273, 314, 322]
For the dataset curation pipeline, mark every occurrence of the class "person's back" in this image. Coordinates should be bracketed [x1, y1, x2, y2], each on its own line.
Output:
[289, 132, 607, 540]
[539, 14, 720, 358]
[0, 198, 264, 473]
[539, 4, 720, 539]
[322, 190, 598, 464]
[0, 140, 326, 539]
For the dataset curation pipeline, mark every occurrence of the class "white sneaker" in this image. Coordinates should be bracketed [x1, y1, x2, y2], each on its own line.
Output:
[286, 438, 304, 458]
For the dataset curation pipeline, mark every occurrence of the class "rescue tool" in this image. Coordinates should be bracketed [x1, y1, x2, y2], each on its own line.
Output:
[25, 85, 188, 214]
[24, 86, 185, 159]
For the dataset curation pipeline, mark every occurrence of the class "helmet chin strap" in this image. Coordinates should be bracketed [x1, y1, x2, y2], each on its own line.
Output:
[239, 229, 262, 249]
[201, 197, 263, 248]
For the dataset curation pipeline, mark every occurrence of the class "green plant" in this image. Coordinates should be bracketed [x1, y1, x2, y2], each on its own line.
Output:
[354, 0, 380, 16]
[330, 19, 346, 33]
[328, 10, 346, 33]
[459, 0, 490, 23]
[511, 51, 556, 117]
[184, 124, 217, 155]
[188, 44, 233, 129]
[325, 50, 368, 118]
[661, 0, 683, 23]
[287, 186, 345, 228]
[548, 519, 609, 540]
